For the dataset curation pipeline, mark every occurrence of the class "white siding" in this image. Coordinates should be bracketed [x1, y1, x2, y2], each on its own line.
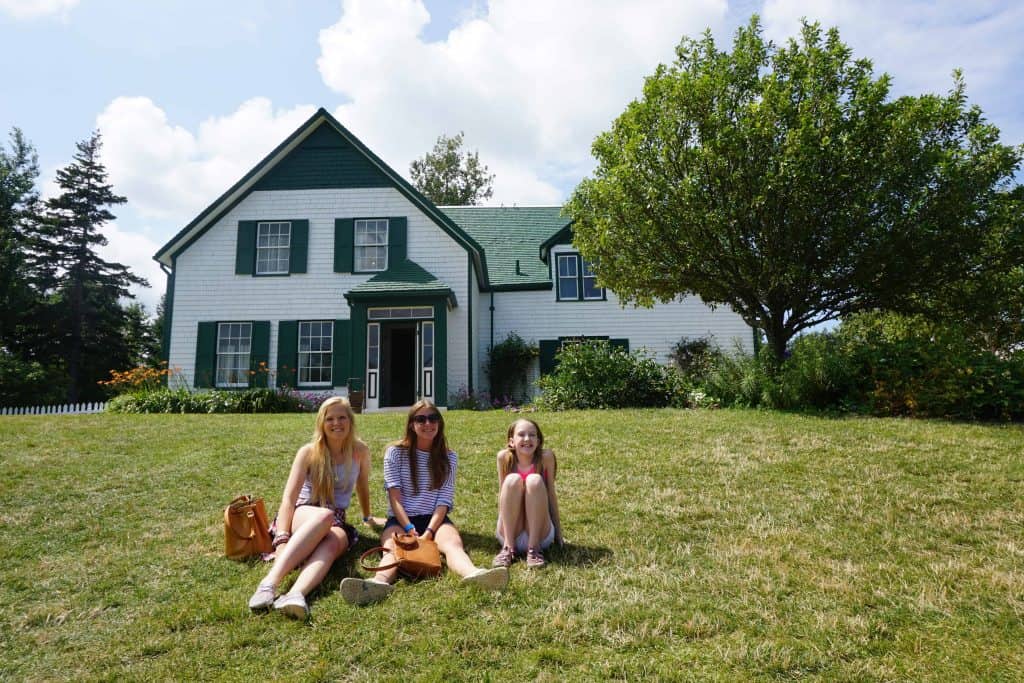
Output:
[168, 188, 469, 394]
[476, 245, 753, 395]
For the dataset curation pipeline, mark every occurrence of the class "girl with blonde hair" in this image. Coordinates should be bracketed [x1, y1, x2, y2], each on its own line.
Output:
[248, 397, 374, 618]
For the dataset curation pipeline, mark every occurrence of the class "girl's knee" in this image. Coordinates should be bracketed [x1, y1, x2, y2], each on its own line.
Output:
[502, 473, 524, 491]
[524, 472, 545, 492]
[320, 531, 346, 558]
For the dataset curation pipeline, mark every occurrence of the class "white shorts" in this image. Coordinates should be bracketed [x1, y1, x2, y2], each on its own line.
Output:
[495, 521, 555, 554]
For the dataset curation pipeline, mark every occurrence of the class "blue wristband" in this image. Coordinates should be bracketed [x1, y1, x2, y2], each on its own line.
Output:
[403, 522, 415, 532]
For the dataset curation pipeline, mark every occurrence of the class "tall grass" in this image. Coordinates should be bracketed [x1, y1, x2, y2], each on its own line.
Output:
[1, 410, 1022, 680]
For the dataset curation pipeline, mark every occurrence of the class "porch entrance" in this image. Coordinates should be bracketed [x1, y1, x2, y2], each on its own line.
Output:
[363, 311, 435, 410]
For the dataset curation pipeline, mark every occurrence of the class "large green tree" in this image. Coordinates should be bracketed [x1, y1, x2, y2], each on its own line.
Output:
[410, 131, 495, 205]
[567, 17, 1022, 361]
[43, 131, 148, 402]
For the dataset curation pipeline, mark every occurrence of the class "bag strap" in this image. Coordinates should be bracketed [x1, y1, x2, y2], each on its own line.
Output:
[359, 546, 402, 572]
[228, 494, 252, 510]
[224, 505, 258, 540]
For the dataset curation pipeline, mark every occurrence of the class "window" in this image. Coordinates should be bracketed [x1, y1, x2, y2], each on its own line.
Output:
[367, 306, 434, 320]
[556, 252, 604, 301]
[216, 322, 252, 388]
[354, 219, 389, 272]
[298, 321, 333, 386]
[255, 222, 291, 274]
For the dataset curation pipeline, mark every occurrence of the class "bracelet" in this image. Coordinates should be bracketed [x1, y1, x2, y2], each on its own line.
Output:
[272, 532, 290, 548]
[403, 522, 415, 532]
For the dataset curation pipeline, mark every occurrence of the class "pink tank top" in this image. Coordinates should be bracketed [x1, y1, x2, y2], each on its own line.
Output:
[516, 464, 536, 481]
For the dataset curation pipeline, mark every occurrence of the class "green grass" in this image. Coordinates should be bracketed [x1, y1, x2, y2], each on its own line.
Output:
[1, 409, 1022, 681]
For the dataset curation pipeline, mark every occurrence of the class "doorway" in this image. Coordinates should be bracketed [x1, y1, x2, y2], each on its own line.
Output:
[381, 323, 416, 407]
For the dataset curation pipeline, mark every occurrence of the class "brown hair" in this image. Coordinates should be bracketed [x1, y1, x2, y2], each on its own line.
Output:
[499, 418, 552, 479]
[395, 398, 451, 493]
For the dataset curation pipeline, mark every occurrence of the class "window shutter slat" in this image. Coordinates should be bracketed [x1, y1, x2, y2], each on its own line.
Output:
[334, 219, 354, 272]
[236, 221, 256, 274]
[194, 322, 216, 388]
[289, 220, 308, 274]
[332, 319, 351, 388]
[388, 216, 407, 266]
[251, 321, 270, 388]
[277, 320, 298, 388]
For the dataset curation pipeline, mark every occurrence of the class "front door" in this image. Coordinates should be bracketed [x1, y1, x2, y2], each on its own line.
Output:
[381, 323, 416, 407]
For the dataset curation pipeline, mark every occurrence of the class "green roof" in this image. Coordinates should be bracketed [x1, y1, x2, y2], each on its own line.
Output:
[345, 259, 456, 306]
[440, 206, 570, 289]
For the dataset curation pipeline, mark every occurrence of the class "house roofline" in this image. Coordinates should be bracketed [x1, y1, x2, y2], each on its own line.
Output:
[153, 108, 490, 288]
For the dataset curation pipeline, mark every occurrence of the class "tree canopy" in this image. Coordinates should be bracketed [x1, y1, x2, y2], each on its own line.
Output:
[410, 131, 495, 205]
[566, 16, 1023, 360]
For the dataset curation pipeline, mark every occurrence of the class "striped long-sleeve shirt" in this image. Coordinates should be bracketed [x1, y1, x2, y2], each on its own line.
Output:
[383, 445, 457, 516]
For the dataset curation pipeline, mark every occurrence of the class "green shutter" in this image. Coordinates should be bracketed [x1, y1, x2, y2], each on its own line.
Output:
[289, 220, 308, 274]
[334, 218, 354, 272]
[538, 339, 559, 376]
[332, 319, 351, 388]
[236, 221, 256, 275]
[195, 322, 216, 388]
[251, 321, 270, 388]
[388, 216, 407, 266]
[611, 338, 630, 352]
[433, 302, 447, 406]
[277, 320, 298, 388]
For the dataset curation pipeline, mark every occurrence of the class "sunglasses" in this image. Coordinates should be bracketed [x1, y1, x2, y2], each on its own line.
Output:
[412, 413, 441, 425]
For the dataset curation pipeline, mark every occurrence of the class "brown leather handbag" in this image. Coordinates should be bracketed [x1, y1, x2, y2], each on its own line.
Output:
[224, 495, 273, 560]
[360, 532, 442, 579]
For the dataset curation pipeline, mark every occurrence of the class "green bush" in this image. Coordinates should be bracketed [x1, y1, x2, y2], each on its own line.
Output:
[773, 333, 861, 410]
[669, 336, 720, 383]
[486, 332, 538, 404]
[536, 340, 679, 410]
[701, 345, 775, 408]
[107, 388, 307, 414]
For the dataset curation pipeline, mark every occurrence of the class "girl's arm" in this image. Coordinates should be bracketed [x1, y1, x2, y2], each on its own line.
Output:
[496, 449, 508, 488]
[353, 441, 374, 524]
[542, 449, 563, 546]
[273, 445, 309, 542]
[387, 486, 415, 534]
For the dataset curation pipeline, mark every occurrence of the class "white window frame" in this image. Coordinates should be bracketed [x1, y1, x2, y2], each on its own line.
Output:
[354, 218, 389, 272]
[557, 253, 579, 300]
[255, 221, 291, 275]
[216, 322, 252, 388]
[557, 252, 604, 301]
[298, 321, 333, 387]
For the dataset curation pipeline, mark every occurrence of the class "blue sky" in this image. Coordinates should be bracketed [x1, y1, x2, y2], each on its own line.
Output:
[2, 0, 1022, 314]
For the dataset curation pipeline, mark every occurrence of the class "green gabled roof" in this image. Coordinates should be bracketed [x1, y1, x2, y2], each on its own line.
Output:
[440, 206, 570, 290]
[344, 260, 457, 307]
[154, 108, 489, 288]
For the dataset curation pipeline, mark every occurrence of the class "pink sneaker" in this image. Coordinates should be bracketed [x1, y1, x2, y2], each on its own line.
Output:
[526, 547, 546, 569]
[492, 546, 515, 568]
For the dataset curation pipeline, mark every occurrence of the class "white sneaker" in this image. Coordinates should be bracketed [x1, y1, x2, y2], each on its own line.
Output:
[340, 577, 394, 606]
[273, 592, 309, 619]
[462, 567, 509, 591]
[248, 583, 276, 612]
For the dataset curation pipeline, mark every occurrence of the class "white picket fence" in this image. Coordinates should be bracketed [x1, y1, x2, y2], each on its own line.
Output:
[1, 401, 107, 416]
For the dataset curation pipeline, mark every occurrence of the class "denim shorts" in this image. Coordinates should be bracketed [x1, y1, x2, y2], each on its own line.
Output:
[384, 513, 454, 535]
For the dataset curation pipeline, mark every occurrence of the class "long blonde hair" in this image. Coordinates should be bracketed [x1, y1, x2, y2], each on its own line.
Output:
[499, 418, 553, 480]
[394, 398, 450, 494]
[305, 397, 356, 506]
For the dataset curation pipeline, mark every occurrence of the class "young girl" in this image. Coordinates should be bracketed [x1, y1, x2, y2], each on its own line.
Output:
[340, 399, 508, 605]
[248, 397, 374, 618]
[492, 418, 563, 569]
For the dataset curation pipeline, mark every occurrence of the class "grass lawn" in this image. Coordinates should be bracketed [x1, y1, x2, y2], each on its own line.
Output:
[1, 409, 1022, 681]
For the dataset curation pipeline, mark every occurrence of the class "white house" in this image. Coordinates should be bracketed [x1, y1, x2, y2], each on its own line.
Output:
[154, 108, 752, 409]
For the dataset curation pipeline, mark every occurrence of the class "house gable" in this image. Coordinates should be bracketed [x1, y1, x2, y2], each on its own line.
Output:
[153, 108, 489, 288]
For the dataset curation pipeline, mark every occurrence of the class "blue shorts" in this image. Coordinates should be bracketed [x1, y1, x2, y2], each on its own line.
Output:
[384, 513, 454, 535]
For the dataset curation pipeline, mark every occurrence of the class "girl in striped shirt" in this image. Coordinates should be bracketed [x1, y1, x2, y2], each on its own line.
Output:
[341, 399, 508, 605]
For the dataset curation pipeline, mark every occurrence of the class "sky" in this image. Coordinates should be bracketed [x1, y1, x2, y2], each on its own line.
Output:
[2, 0, 1022, 315]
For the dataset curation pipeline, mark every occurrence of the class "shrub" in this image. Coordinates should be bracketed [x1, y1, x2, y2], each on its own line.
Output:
[536, 340, 678, 410]
[448, 385, 493, 411]
[700, 344, 775, 408]
[486, 332, 538, 403]
[772, 333, 861, 410]
[107, 387, 309, 414]
[669, 336, 720, 382]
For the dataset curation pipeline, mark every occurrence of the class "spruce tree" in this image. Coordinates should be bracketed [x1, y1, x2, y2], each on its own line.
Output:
[43, 131, 148, 402]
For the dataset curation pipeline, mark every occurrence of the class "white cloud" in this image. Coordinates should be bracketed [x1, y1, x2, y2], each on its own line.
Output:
[96, 96, 317, 221]
[318, 0, 730, 203]
[0, 0, 77, 20]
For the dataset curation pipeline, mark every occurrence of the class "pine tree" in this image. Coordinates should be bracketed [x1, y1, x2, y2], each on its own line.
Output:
[43, 131, 148, 402]
[0, 128, 43, 348]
